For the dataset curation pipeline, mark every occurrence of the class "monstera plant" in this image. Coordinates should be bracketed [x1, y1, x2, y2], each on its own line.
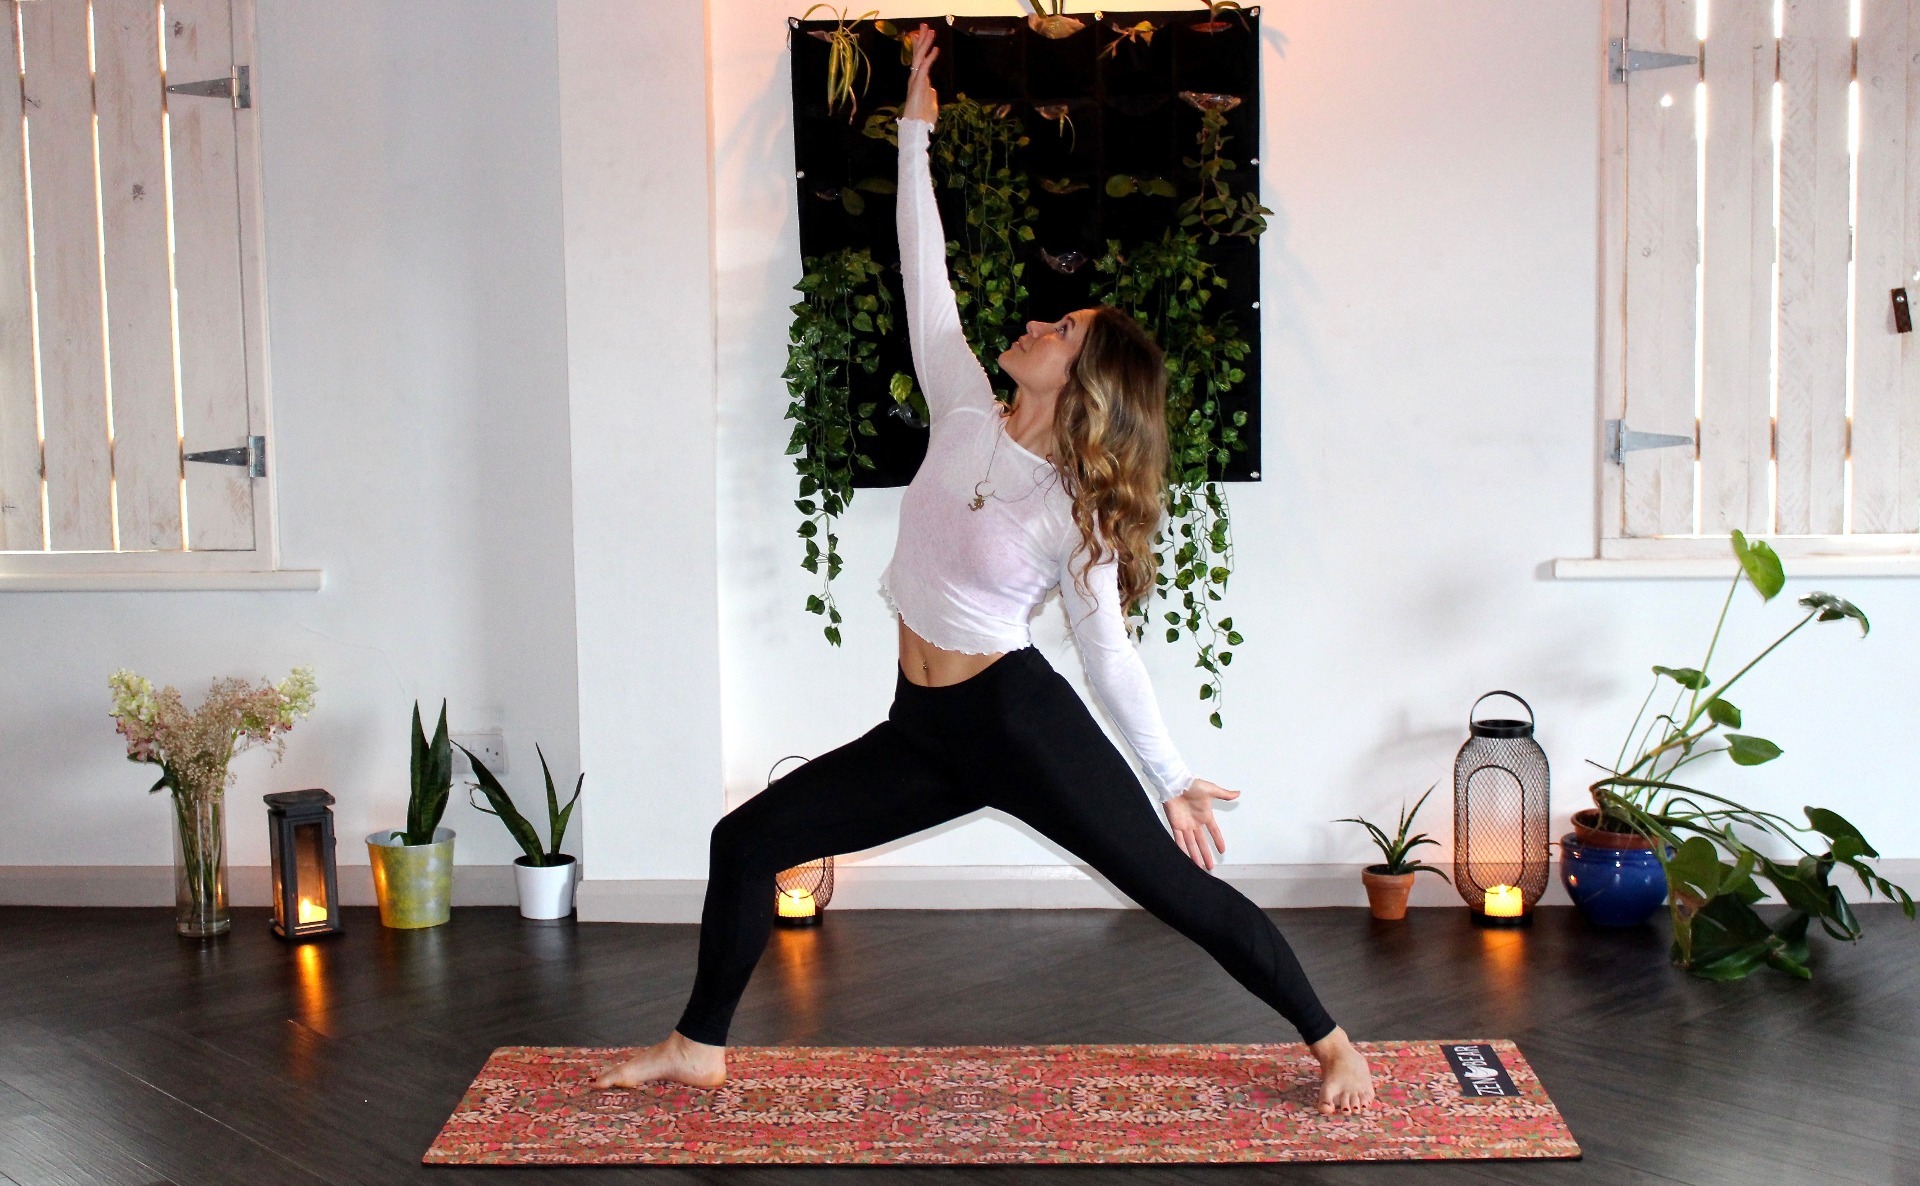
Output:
[1586, 531, 1914, 980]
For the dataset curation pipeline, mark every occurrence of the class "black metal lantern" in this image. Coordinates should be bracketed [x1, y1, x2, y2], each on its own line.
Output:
[263, 789, 343, 940]
[774, 857, 835, 928]
[1453, 692, 1551, 926]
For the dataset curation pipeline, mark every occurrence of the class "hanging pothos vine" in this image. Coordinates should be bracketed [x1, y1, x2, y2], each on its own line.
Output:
[785, 67, 1270, 728]
[783, 248, 893, 644]
[930, 97, 1036, 388]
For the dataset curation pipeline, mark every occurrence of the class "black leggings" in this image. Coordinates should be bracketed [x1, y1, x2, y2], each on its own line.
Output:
[673, 646, 1337, 1047]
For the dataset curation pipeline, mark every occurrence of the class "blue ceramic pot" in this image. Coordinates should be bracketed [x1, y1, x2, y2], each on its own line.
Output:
[1559, 832, 1668, 927]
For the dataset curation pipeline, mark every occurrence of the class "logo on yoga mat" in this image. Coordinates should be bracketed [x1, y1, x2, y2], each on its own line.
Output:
[1443, 1043, 1518, 1098]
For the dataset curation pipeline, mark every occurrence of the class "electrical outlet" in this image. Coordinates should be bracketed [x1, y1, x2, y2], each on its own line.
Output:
[451, 730, 507, 775]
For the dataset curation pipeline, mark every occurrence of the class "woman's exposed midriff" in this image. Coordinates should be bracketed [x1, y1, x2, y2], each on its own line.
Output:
[896, 616, 1007, 687]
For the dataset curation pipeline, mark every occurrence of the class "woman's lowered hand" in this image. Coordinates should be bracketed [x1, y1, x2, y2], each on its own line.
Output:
[1163, 778, 1239, 871]
[902, 24, 939, 126]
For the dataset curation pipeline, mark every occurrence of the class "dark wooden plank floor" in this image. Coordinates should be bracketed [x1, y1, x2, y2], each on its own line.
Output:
[1, 903, 1915, 1185]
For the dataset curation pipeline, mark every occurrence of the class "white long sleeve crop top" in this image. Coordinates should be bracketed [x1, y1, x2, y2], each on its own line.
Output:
[876, 117, 1196, 802]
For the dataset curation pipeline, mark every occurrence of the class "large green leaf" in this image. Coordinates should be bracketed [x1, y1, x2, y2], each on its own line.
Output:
[1680, 893, 1775, 981]
[1663, 837, 1724, 901]
[539, 743, 584, 864]
[1724, 733, 1783, 766]
[1797, 591, 1870, 636]
[1730, 530, 1785, 600]
[1652, 665, 1709, 690]
[406, 700, 453, 846]
[1705, 698, 1742, 728]
[1805, 807, 1877, 857]
[461, 744, 545, 865]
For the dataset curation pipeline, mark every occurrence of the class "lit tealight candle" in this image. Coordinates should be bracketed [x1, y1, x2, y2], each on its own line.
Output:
[1484, 884, 1525, 919]
[776, 887, 816, 919]
[297, 896, 327, 925]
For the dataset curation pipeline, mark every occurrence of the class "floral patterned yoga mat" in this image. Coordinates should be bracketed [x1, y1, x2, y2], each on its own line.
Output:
[424, 1040, 1580, 1165]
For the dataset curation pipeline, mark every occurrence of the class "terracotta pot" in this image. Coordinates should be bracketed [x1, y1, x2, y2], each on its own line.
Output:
[1361, 867, 1416, 920]
[1571, 808, 1656, 851]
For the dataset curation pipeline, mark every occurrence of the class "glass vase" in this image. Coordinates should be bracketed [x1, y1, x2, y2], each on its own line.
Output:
[172, 791, 231, 938]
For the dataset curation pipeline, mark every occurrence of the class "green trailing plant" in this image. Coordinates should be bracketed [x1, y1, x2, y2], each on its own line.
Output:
[1105, 174, 1177, 199]
[461, 743, 582, 868]
[1588, 531, 1913, 981]
[1179, 93, 1271, 243]
[931, 96, 1036, 388]
[1338, 785, 1450, 878]
[1098, 230, 1251, 724]
[784, 247, 894, 644]
[802, 5, 877, 120]
[398, 699, 452, 846]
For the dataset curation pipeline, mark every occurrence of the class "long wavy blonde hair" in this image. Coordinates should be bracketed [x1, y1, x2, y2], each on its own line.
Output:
[1051, 306, 1170, 612]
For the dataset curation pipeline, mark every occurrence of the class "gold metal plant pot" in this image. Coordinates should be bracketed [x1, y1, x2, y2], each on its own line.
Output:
[366, 827, 455, 929]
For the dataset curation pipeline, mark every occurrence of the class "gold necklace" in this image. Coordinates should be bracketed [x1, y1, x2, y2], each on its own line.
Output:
[970, 408, 1055, 511]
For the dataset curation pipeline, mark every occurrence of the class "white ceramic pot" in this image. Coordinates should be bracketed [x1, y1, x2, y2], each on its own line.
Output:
[513, 854, 577, 920]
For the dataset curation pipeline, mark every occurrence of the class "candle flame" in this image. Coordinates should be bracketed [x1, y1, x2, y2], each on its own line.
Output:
[1483, 884, 1525, 918]
[776, 887, 816, 918]
[297, 896, 327, 925]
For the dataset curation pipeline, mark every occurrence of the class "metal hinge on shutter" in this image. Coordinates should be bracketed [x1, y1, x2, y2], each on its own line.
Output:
[1609, 39, 1699, 84]
[167, 64, 250, 109]
[185, 435, 266, 478]
[1605, 419, 1693, 465]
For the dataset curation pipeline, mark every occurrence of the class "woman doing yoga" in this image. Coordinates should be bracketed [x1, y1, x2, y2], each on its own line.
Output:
[592, 27, 1375, 1115]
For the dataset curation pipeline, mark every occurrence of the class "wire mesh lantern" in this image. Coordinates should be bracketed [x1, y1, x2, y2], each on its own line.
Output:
[763, 755, 835, 927]
[774, 857, 836, 928]
[1453, 691, 1550, 926]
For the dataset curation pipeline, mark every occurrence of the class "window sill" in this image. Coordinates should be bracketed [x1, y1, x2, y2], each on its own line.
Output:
[1552, 556, 1920, 580]
[0, 568, 324, 592]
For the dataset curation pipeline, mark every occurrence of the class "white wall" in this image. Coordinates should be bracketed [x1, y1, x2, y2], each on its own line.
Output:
[558, 0, 726, 888]
[0, 0, 581, 876]
[706, 0, 1920, 876]
[4, 1, 1915, 906]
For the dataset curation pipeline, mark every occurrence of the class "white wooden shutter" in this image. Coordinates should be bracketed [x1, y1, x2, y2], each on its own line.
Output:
[0, 0, 259, 556]
[1852, 0, 1920, 533]
[1610, 0, 1920, 552]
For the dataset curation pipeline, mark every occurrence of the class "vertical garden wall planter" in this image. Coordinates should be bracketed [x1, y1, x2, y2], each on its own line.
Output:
[786, 10, 1268, 718]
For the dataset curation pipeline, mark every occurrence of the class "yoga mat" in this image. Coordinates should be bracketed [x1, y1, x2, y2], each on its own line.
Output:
[425, 1041, 1579, 1165]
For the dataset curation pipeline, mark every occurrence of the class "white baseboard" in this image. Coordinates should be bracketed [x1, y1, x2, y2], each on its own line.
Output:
[11, 859, 1914, 919]
[577, 862, 1574, 923]
[0, 864, 518, 908]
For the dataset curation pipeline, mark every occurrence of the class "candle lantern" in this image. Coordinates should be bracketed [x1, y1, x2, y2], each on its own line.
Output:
[774, 857, 835, 928]
[263, 789, 343, 941]
[1453, 692, 1550, 926]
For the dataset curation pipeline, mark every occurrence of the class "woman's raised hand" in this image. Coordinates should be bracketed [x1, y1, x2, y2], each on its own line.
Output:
[1163, 778, 1240, 871]
[902, 24, 939, 126]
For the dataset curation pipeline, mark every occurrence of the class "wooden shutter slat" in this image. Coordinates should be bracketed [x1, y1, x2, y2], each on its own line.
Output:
[96, 0, 183, 551]
[1775, 0, 1852, 535]
[1699, 0, 1776, 536]
[1850, 0, 1920, 534]
[0, 3, 43, 550]
[22, 0, 111, 550]
[167, 0, 252, 551]
[1622, 0, 1700, 537]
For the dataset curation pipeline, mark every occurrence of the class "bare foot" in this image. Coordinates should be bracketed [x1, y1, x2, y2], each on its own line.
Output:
[588, 1030, 728, 1090]
[1306, 1026, 1375, 1115]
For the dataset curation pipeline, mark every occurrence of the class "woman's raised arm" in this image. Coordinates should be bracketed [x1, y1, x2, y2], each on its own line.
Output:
[897, 27, 995, 422]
